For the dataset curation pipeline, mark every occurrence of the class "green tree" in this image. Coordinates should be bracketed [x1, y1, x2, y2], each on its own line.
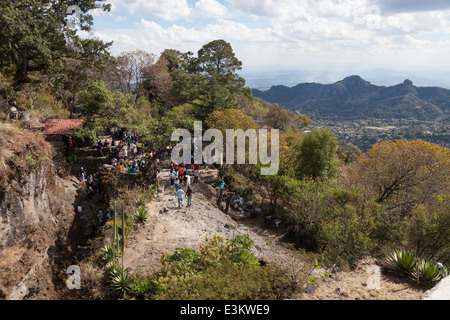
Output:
[0, 0, 111, 88]
[160, 49, 195, 73]
[78, 80, 110, 116]
[295, 128, 338, 180]
[197, 39, 243, 86]
[196, 40, 245, 117]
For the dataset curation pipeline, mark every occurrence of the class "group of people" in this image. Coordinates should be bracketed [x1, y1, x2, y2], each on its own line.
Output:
[97, 209, 112, 223]
[108, 129, 152, 174]
[112, 157, 146, 174]
[169, 160, 203, 208]
[79, 167, 102, 200]
[169, 160, 201, 188]
[176, 185, 193, 208]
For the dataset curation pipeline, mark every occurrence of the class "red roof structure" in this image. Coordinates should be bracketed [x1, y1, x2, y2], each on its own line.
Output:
[43, 119, 84, 135]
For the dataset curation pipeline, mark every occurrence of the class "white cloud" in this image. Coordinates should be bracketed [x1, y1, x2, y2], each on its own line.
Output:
[114, 15, 128, 22]
[90, 0, 450, 81]
[194, 0, 228, 18]
[117, 0, 192, 20]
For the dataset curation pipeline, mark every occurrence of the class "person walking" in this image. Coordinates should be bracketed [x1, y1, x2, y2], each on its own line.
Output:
[170, 170, 176, 187]
[186, 174, 191, 186]
[97, 142, 103, 157]
[194, 169, 200, 183]
[176, 187, 185, 208]
[186, 186, 192, 207]
[178, 166, 185, 181]
[174, 179, 180, 191]
[79, 167, 85, 182]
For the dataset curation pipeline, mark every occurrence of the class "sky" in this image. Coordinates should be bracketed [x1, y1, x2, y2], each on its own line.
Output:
[84, 0, 450, 89]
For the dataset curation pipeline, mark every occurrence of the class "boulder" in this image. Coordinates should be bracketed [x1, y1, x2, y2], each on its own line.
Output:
[421, 276, 450, 300]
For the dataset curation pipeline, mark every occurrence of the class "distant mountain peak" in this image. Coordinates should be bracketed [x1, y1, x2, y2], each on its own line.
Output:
[340, 75, 370, 87]
[403, 79, 413, 86]
[251, 75, 449, 121]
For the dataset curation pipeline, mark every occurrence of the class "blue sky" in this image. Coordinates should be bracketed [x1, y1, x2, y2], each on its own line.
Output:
[85, 0, 450, 89]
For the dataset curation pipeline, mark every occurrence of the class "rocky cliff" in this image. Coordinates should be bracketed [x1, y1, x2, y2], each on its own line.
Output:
[0, 127, 78, 299]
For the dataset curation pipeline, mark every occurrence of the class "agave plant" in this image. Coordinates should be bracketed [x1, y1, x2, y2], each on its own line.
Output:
[385, 249, 417, 278]
[106, 260, 122, 278]
[134, 205, 149, 223]
[413, 260, 446, 284]
[100, 244, 115, 265]
[135, 194, 147, 207]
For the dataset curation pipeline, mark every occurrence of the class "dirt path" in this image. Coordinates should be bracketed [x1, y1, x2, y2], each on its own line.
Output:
[123, 168, 306, 276]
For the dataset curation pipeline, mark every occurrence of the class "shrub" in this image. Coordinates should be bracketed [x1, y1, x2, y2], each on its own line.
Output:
[153, 261, 298, 300]
[152, 234, 302, 299]
[127, 279, 160, 299]
[320, 219, 372, 269]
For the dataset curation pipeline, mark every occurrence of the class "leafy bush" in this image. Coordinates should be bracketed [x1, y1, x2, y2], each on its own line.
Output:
[153, 261, 297, 300]
[320, 218, 372, 268]
[152, 234, 301, 299]
[67, 153, 78, 163]
[128, 279, 160, 299]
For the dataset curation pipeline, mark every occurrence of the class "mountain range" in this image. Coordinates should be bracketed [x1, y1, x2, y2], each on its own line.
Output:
[251, 75, 450, 121]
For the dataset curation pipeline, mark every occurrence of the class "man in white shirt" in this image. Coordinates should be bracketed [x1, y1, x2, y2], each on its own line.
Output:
[186, 174, 191, 186]
[176, 188, 185, 208]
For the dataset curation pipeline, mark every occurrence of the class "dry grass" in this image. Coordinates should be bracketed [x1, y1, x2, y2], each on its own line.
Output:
[0, 122, 19, 171]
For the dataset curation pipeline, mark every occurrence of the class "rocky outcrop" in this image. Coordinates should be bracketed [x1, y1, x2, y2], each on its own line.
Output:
[0, 129, 78, 299]
[421, 276, 450, 300]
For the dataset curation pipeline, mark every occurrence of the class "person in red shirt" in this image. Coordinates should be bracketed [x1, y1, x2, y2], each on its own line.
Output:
[173, 162, 178, 172]
[178, 166, 185, 180]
